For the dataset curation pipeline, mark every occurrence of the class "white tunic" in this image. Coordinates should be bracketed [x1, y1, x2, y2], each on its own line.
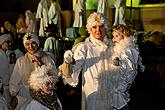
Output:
[73, 0, 86, 28]
[113, 0, 126, 25]
[63, 35, 113, 110]
[36, 0, 49, 37]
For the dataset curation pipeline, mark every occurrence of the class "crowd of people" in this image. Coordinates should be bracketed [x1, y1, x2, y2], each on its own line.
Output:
[0, 0, 145, 110]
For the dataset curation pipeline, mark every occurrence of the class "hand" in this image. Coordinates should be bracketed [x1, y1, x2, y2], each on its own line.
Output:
[31, 54, 44, 66]
[64, 50, 74, 64]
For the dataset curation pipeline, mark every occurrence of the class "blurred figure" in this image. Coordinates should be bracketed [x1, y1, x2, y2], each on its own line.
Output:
[113, 0, 126, 26]
[0, 34, 12, 107]
[25, 10, 37, 33]
[73, 0, 86, 29]
[36, 0, 50, 37]
[16, 14, 27, 34]
[48, 0, 63, 37]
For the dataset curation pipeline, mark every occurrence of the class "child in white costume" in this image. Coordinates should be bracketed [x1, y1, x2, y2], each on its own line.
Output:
[110, 24, 145, 110]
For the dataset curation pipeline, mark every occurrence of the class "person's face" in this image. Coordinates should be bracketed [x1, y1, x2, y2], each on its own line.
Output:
[0, 27, 5, 33]
[24, 40, 38, 54]
[42, 81, 54, 94]
[112, 31, 124, 46]
[90, 24, 106, 41]
[1, 40, 11, 51]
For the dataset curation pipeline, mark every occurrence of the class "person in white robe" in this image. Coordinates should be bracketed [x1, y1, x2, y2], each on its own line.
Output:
[36, 0, 50, 37]
[9, 32, 57, 110]
[48, 0, 62, 37]
[0, 34, 13, 107]
[73, 0, 86, 28]
[97, 0, 110, 20]
[21, 64, 62, 110]
[113, 0, 126, 26]
[25, 10, 37, 33]
[59, 12, 113, 110]
[110, 24, 145, 110]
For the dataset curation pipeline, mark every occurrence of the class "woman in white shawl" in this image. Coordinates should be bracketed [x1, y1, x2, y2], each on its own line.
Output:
[9, 32, 56, 110]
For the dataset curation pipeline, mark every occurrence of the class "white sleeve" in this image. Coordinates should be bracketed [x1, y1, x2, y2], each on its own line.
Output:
[63, 43, 86, 87]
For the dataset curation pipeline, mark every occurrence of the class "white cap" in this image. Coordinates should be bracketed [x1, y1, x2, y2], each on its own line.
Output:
[23, 32, 40, 46]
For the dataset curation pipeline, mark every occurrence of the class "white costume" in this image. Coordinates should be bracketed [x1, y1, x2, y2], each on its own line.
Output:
[73, 0, 86, 28]
[63, 35, 113, 110]
[25, 10, 37, 33]
[110, 36, 144, 109]
[113, 0, 126, 25]
[36, 0, 50, 37]
[97, 0, 110, 19]
[48, 1, 62, 37]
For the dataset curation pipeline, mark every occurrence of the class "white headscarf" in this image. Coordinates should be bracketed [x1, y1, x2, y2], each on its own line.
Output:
[23, 32, 40, 46]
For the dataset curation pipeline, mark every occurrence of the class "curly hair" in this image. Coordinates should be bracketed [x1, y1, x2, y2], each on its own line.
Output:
[112, 24, 133, 37]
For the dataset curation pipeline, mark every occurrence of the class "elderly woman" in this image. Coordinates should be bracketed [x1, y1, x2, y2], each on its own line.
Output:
[60, 12, 113, 110]
[21, 64, 62, 110]
[9, 32, 56, 110]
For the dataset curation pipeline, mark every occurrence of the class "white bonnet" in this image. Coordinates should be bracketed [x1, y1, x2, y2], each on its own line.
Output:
[0, 34, 12, 45]
[86, 12, 109, 31]
[29, 63, 58, 90]
[23, 32, 40, 46]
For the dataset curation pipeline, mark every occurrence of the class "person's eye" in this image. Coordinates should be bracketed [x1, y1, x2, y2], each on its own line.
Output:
[92, 26, 97, 29]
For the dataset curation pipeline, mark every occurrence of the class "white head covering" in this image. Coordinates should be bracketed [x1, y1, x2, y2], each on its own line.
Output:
[23, 32, 40, 46]
[86, 12, 109, 31]
[29, 63, 58, 90]
[0, 34, 12, 46]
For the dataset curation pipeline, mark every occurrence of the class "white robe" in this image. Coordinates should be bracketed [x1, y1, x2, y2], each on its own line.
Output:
[113, 0, 126, 25]
[73, 0, 86, 28]
[48, 2, 62, 37]
[9, 52, 56, 110]
[63, 35, 113, 110]
[36, 0, 49, 37]
[97, 0, 109, 19]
